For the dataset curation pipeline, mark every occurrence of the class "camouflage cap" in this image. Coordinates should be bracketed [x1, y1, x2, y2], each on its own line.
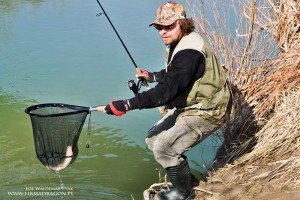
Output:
[149, 1, 186, 27]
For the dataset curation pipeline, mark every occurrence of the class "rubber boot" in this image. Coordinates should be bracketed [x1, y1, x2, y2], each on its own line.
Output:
[157, 160, 195, 200]
[181, 155, 199, 187]
[191, 173, 199, 187]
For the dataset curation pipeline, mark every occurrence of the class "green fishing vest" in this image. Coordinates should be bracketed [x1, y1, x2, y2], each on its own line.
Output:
[166, 32, 232, 124]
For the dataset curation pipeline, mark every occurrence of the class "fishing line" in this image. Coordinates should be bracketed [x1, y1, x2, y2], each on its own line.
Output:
[95, 0, 138, 69]
[85, 112, 92, 148]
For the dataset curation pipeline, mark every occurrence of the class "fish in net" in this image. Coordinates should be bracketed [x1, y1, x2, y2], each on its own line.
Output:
[25, 103, 92, 171]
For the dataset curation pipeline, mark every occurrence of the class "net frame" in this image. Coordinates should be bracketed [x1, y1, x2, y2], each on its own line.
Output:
[25, 103, 90, 117]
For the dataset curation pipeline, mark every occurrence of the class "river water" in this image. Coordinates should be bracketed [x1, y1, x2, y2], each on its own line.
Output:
[0, 0, 222, 199]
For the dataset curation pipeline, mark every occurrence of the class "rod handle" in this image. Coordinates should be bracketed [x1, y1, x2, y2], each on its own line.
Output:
[136, 67, 165, 115]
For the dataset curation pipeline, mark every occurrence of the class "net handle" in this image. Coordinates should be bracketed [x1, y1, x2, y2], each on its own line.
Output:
[90, 106, 106, 112]
[90, 105, 165, 114]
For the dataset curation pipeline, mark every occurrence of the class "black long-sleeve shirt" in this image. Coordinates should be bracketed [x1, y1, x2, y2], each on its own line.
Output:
[128, 45, 205, 110]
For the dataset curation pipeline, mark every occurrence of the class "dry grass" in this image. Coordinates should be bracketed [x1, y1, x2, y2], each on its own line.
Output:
[187, 0, 300, 197]
[188, 0, 299, 164]
[189, 0, 299, 123]
[213, 87, 300, 187]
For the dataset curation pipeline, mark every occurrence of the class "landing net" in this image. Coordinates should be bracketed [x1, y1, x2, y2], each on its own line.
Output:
[25, 103, 90, 171]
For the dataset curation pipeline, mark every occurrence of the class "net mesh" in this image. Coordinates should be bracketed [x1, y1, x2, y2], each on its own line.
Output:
[25, 103, 90, 171]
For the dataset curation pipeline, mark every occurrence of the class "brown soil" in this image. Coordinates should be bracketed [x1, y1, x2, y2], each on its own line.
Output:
[194, 170, 300, 200]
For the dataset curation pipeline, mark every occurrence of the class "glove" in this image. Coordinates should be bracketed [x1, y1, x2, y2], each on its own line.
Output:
[104, 100, 130, 116]
[137, 70, 155, 83]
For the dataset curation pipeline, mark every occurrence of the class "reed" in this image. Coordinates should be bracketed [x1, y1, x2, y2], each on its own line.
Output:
[187, 0, 300, 193]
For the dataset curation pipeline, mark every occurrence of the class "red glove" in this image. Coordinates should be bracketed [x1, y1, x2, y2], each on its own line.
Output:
[104, 100, 130, 116]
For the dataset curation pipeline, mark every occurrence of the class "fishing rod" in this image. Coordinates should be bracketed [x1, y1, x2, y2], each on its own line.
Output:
[95, 0, 164, 114]
[95, 0, 148, 94]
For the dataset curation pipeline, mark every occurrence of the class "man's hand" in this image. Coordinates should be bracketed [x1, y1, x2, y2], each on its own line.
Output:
[104, 100, 130, 116]
[137, 70, 155, 83]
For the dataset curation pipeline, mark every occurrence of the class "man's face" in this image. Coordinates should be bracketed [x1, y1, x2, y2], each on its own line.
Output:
[154, 21, 183, 45]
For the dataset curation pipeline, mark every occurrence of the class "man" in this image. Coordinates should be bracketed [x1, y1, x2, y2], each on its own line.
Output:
[97, 1, 233, 199]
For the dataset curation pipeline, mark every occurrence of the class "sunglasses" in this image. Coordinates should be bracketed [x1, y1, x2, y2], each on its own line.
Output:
[154, 22, 177, 31]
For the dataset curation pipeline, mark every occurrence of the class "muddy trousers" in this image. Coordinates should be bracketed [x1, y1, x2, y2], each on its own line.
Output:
[146, 108, 220, 169]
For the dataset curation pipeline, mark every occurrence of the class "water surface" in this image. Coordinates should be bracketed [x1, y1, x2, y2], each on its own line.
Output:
[0, 1, 221, 199]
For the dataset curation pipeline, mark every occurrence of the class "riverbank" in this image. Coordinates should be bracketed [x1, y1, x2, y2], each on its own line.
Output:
[192, 0, 300, 198]
[146, 87, 300, 200]
[194, 89, 300, 200]
[145, 1, 300, 199]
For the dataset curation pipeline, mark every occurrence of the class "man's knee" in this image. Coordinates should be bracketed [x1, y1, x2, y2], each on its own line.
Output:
[152, 138, 180, 168]
[145, 137, 154, 151]
[152, 140, 166, 159]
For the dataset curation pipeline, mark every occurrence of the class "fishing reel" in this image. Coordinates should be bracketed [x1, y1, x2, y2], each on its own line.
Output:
[127, 78, 147, 94]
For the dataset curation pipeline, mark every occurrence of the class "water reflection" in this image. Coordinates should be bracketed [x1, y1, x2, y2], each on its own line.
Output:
[0, 0, 45, 9]
[24, 0, 46, 6]
[0, 0, 18, 11]
[0, 0, 46, 23]
[0, 0, 56, 41]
